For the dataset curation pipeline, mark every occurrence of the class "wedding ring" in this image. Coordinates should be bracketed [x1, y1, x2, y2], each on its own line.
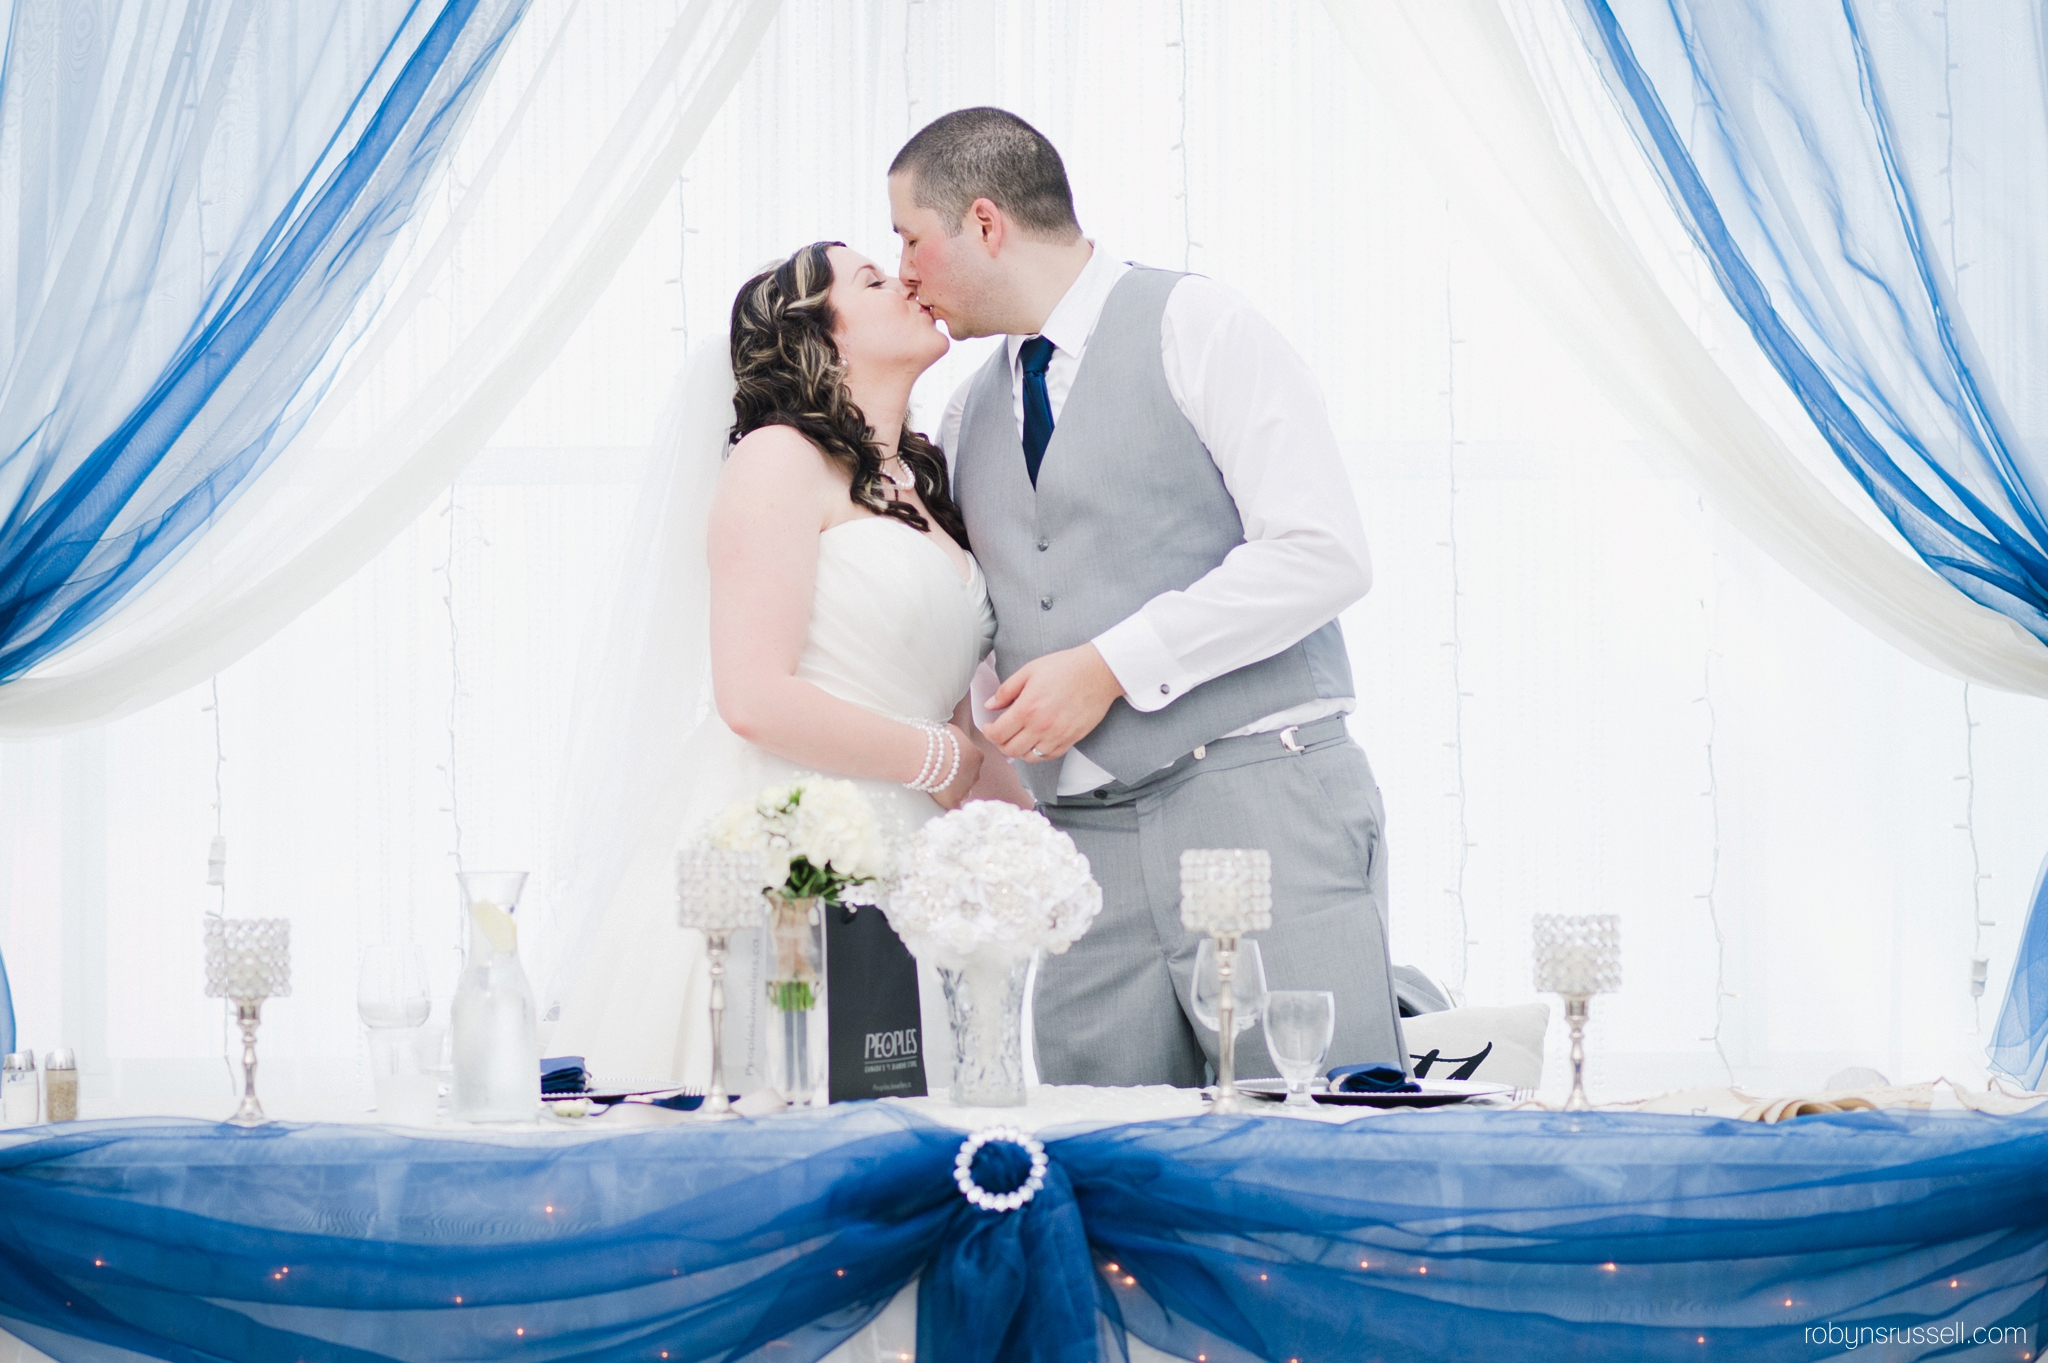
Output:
[1030, 746, 1046, 758]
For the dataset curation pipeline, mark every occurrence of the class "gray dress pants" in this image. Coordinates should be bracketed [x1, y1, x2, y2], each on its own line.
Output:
[1033, 715, 1408, 1088]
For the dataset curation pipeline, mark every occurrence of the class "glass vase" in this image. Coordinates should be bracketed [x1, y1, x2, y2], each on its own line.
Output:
[764, 895, 826, 1104]
[451, 871, 538, 1123]
[938, 951, 1032, 1107]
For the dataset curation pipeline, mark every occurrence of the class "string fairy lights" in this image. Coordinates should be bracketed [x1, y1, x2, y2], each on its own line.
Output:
[202, 676, 235, 1094]
[1692, 525, 1733, 1083]
[1962, 683, 1993, 1027]
[904, 0, 922, 139]
[204, 677, 227, 915]
[1440, 247, 1472, 1002]
[670, 174, 692, 351]
[437, 486, 468, 884]
[1172, 0, 1194, 273]
[1938, 6, 1995, 1027]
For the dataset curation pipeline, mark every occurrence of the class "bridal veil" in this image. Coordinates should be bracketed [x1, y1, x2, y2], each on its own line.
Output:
[536, 347, 735, 1064]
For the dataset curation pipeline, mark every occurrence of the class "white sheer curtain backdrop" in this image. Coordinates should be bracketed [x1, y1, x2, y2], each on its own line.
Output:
[1319, 0, 2048, 698]
[0, 0, 781, 735]
[1, 0, 2044, 1122]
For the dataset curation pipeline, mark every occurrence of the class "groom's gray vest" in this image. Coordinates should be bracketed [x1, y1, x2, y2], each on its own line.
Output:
[955, 266, 1354, 803]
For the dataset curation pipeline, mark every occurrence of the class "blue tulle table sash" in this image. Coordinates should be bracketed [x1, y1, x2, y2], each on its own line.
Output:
[2, 1102, 2045, 1362]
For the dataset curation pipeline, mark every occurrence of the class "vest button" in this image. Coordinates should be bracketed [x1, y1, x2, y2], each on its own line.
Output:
[1036, 538, 1049, 552]
[1039, 596, 1053, 610]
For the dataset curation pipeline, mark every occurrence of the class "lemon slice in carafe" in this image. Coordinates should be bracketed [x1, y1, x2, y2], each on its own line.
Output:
[468, 899, 517, 953]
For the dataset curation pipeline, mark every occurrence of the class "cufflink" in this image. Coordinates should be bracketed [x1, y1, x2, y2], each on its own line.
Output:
[1159, 683, 1170, 695]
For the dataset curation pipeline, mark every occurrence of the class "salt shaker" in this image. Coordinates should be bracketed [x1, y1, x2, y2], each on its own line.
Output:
[43, 1049, 77, 1122]
[1, 1051, 37, 1127]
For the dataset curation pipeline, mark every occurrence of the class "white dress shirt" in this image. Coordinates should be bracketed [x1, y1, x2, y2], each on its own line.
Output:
[941, 245, 1371, 796]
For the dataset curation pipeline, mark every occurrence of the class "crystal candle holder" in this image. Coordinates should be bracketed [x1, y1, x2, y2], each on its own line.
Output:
[1532, 913, 1621, 1111]
[678, 847, 772, 1119]
[203, 918, 291, 1125]
[1180, 848, 1273, 937]
[1180, 849, 1273, 1115]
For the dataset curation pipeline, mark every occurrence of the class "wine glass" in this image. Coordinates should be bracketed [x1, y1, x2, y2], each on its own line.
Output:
[1265, 990, 1336, 1106]
[357, 943, 431, 1028]
[358, 944, 435, 1122]
[1192, 937, 1268, 1038]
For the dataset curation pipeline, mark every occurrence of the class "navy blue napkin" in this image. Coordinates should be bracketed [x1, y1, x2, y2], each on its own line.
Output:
[1327, 1062, 1420, 1094]
[540, 1056, 587, 1095]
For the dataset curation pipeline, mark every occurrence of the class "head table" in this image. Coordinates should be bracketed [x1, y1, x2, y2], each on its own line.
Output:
[0, 1083, 2044, 1363]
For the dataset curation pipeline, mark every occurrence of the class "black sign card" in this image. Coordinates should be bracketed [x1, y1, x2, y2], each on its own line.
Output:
[825, 901, 928, 1102]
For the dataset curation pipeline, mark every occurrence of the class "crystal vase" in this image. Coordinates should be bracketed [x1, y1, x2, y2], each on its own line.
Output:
[938, 951, 1032, 1107]
[451, 872, 539, 1123]
[764, 895, 826, 1104]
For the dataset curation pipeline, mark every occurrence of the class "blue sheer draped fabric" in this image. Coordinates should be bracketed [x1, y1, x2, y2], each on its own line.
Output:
[0, 1107, 1097, 1363]
[1990, 855, 2048, 1088]
[0, 0, 530, 684]
[3, 1105, 2046, 1362]
[1571, 0, 2048, 648]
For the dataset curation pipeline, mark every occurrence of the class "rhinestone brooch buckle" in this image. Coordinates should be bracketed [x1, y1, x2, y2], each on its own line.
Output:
[953, 1127, 1049, 1213]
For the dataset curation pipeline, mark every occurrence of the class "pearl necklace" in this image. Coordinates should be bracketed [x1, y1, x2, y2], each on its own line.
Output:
[878, 455, 913, 490]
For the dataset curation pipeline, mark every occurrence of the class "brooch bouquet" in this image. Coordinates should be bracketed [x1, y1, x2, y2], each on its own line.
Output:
[885, 800, 1101, 1105]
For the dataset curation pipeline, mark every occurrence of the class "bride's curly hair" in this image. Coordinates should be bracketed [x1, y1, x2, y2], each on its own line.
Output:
[729, 242, 968, 549]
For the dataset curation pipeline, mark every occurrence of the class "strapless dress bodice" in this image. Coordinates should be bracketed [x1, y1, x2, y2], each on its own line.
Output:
[798, 516, 995, 723]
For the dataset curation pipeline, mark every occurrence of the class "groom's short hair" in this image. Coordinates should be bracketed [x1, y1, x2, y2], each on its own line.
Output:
[890, 108, 1082, 242]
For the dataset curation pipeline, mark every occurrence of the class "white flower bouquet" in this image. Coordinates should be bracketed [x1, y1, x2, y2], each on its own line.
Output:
[884, 800, 1102, 968]
[705, 776, 889, 906]
[704, 777, 888, 1051]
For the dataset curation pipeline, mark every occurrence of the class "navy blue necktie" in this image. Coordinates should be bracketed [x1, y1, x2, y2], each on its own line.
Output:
[1019, 334, 1055, 486]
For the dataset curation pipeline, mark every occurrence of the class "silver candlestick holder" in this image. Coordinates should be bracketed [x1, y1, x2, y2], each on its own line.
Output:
[203, 918, 292, 1125]
[1181, 848, 1273, 1115]
[677, 847, 773, 1120]
[1532, 914, 1621, 1111]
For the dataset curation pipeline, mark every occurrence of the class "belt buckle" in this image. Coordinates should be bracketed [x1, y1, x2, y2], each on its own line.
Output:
[1278, 725, 1305, 754]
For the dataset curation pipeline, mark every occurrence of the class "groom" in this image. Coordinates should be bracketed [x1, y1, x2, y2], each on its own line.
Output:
[890, 108, 1406, 1087]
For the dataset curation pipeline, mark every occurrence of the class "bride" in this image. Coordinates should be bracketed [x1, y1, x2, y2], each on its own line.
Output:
[545, 241, 1030, 1094]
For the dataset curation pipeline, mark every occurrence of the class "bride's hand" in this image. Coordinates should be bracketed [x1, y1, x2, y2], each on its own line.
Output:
[932, 723, 984, 810]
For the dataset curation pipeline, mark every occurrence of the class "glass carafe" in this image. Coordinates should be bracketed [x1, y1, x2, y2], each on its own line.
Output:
[451, 871, 538, 1122]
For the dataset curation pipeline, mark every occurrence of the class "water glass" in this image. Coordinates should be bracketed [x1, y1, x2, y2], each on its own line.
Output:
[1265, 990, 1336, 1106]
[358, 944, 433, 1121]
[1191, 937, 1268, 1037]
[368, 1027, 443, 1125]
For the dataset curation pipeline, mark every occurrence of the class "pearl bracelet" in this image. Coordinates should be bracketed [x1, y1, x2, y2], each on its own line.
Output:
[908, 721, 941, 791]
[905, 721, 960, 795]
[931, 726, 961, 795]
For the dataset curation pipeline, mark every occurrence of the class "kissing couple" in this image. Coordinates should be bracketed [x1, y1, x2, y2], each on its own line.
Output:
[550, 107, 1406, 1095]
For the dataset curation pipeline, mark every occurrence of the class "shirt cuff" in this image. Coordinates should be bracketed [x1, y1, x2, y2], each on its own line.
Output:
[1093, 613, 1196, 714]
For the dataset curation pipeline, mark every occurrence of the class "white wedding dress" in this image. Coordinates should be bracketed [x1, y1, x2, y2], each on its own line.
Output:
[548, 513, 995, 1096]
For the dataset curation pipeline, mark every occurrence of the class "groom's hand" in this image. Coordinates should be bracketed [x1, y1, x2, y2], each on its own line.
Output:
[984, 644, 1125, 762]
